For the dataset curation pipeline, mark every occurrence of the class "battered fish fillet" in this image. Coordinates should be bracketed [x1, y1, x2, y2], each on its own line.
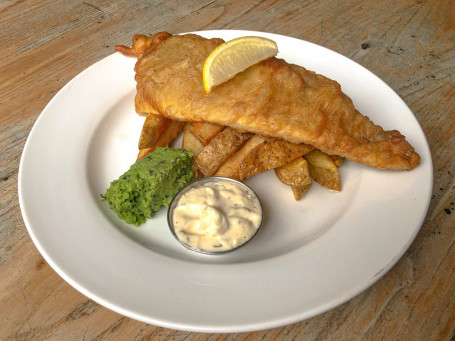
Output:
[125, 33, 420, 170]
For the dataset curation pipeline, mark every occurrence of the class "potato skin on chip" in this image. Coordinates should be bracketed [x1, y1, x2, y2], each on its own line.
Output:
[196, 127, 252, 176]
[291, 185, 312, 201]
[239, 138, 313, 180]
[304, 149, 341, 191]
[215, 134, 267, 180]
[275, 157, 311, 186]
[275, 157, 312, 200]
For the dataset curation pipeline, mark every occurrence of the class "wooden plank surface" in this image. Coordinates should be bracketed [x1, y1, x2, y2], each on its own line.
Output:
[1, 0, 454, 339]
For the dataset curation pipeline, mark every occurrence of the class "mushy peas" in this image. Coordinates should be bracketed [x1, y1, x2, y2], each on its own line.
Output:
[101, 147, 194, 226]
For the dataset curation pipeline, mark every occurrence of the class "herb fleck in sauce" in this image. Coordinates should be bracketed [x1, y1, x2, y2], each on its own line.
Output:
[172, 180, 262, 252]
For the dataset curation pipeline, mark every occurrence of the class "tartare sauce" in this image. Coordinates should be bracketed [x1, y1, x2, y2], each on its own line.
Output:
[171, 179, 262, 253]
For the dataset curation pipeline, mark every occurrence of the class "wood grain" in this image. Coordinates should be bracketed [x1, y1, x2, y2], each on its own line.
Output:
[1, 0, 454, 340]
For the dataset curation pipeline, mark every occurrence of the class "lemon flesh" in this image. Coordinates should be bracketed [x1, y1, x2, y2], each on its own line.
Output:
[203, 36, 278, 94]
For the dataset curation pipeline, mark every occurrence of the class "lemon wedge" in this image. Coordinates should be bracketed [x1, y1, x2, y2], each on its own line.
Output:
[203, 36, 278, 94]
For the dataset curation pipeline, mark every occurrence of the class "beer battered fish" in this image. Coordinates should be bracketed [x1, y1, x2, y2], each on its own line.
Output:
[118, 33, 420, 170]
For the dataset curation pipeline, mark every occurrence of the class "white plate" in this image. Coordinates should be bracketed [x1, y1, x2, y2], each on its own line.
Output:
[19, 30, 432, 333]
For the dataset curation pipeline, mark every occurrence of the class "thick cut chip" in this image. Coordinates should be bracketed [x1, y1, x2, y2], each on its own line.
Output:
[182, 124, 204, 179]
[154, 120, 186, 148]
[274, 157, 312, 186]
[291, 185, 312, 201]
[189, 122, 224, 145]
[182, 124, 204, 156]
[274, 157, 312, 200]
[239, 137, 313, 180]
[215, 135, 268, 180]
[304, 149, 341, 191]
[196, 127, 252, 176]
[137, 120, 186, 161]
[137, 148, 153, 161]
[138, 114, 170, 149]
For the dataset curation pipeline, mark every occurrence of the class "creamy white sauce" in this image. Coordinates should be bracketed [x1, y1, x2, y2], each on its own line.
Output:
[172, 180, 262, 252]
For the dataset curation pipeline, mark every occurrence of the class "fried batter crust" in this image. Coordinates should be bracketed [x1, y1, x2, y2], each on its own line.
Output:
[132, 33, 420, 170]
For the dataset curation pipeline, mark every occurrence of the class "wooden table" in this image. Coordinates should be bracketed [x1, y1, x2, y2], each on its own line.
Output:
[1, 1, 454, 339]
